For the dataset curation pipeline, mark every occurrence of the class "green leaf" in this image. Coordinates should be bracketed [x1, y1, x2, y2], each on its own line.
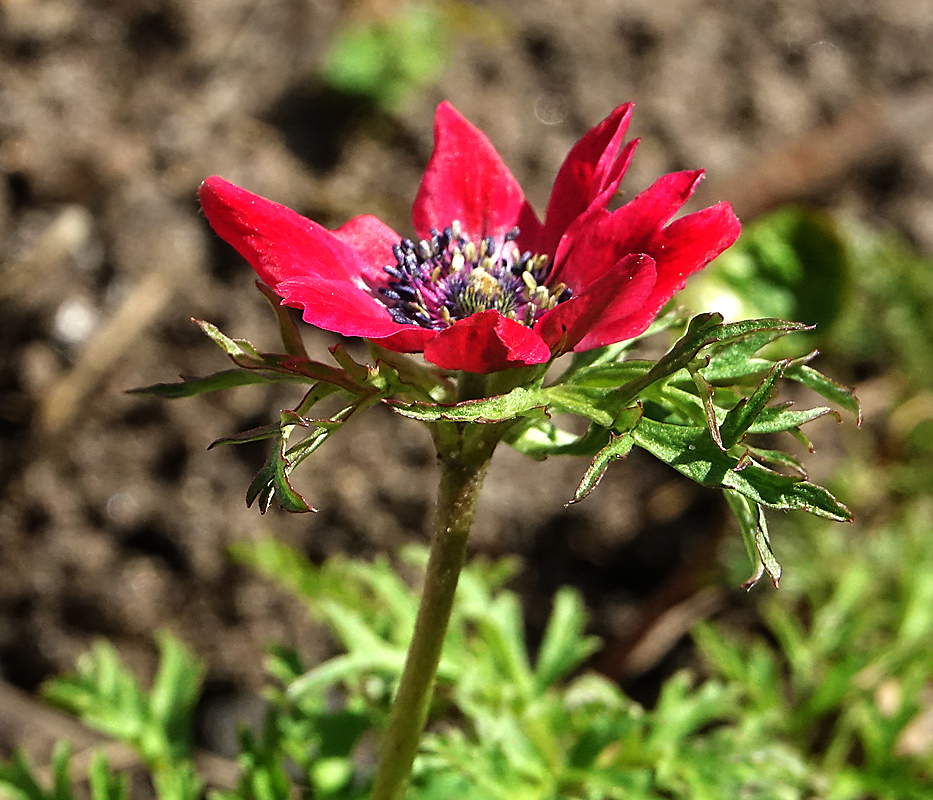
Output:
[785, 361, 861, 422]
[744, 445, 808, 478]
[148, 634, 205, 760]
[700, 328, 803, 382]
[689, 364, 722, 449]
[388, 386, 548, 423]
[246, 427, 315, 514]
[555, 360, 654, 390]
[87, 753, 130, 800]
[632, 418, 852, 521]
[544, 384, 616, 428]
[570, 432, 636, 504]
[746, 404, 838, 435]
[0, 747, 70, 800]
[195, 319, 265, 362]
[612, 312, 724, 404]
[255, 280, 309, 359]
[723, 489, 782, 589]
[129, 369, 294, 399]
[534, 588, 601, 691]
[718, 361, 786, 449]
[505, 419, 610, 460]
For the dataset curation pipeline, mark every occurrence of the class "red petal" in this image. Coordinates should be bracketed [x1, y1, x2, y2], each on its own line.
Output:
[423, 310, 552, 373]
[542, 104, 636, 255]
[369, 326, 437, 354]
[552, 170, 705, 289]
[199, 177, 402, 339]
[535, 254, 656, 353]
[575, 202, 741, 349]
[412, 102, 535, 242]
[332, 214, 401, 288]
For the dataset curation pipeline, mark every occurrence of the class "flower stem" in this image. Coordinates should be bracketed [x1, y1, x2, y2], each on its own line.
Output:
[368, 431, 497, 800]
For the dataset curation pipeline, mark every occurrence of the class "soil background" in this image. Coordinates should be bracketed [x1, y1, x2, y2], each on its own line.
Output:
[1, 0, 931, 768]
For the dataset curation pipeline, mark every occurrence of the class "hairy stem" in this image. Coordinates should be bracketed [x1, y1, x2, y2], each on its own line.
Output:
[368, 431, 497, 800]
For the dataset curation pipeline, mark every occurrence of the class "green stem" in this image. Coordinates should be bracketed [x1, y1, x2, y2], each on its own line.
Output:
[368, 430, 497, 800]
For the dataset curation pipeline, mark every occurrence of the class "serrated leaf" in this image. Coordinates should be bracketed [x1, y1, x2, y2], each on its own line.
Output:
[723, 489, 782, 589]
[747, 404, 838, 435]
[785, 362, 861, 422]
[613, 312, 723, 404]
[701, 328, 803, 382]
[632, 418, 851, 521]
[246, 430, 315, 514]
[388, 386, 548, 423]
[129, 369, 288, 398]
[570, 431, 636, 504]
[256, 280, 309, 359]
[718, 361, 786, 448]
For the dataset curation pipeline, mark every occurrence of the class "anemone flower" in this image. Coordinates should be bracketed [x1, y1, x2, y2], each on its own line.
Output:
[199, 102, 740, 374]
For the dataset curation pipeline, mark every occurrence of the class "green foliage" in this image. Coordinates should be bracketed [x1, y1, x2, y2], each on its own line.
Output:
[7, 514, 933, 799]
[0, 744, 129, 800]
[322, 3, 448, 110]
[320, 2, 506, 110]
[38, 634, 204, 800]
[698, 496, 933, 799]
[229, 541, 824, 799]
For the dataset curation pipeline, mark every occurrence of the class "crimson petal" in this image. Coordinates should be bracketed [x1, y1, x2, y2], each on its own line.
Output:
[332, 214, 402, 289]
[542, 103, 636, 255]
[535, 254, 656, 353]
[552, 169, 705, 289]
[576, 202, 741, 349]
[413, 102, 539, 243]
[423, 310, 552, 373]
[199, 177, 402, 339]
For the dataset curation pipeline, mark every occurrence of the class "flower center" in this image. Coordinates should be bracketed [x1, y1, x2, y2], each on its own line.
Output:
[378, 222, 571, 330]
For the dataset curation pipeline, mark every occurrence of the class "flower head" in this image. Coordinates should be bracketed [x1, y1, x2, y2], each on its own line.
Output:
[199, 102, 740, 374]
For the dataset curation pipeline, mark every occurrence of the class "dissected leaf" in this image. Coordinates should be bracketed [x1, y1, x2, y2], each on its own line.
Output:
[632, 418, 851, 521]
[388, 386, 548, 423]
[246, 427, 316, 513]
[785, 361, 861, 422]
[718, 361, 787, 448]
[723, 489, 782, 589]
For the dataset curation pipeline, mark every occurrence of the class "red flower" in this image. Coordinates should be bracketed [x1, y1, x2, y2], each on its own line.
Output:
[199, 102, 740, 374]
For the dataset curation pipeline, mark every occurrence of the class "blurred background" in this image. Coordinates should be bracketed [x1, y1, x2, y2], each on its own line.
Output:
[1, 0, 932, 780]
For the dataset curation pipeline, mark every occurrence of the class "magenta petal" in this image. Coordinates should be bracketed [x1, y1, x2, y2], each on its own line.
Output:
[370, 327, 437, 354]
[423, 311, 552, 373]
[332, 214, 401, 288]
[535, 254, 656, 353]
[275, 274, 402, 339]
[552, 169, 706, 290]
[542, 104, 635, 253]
[604, 169, 705, 247]
[199, 177, 361, 290]
[576, 203, 740, 349]
[199, 177, 402, 339]
[649, 201, 742, 294]
[412, 102, 532, 242]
